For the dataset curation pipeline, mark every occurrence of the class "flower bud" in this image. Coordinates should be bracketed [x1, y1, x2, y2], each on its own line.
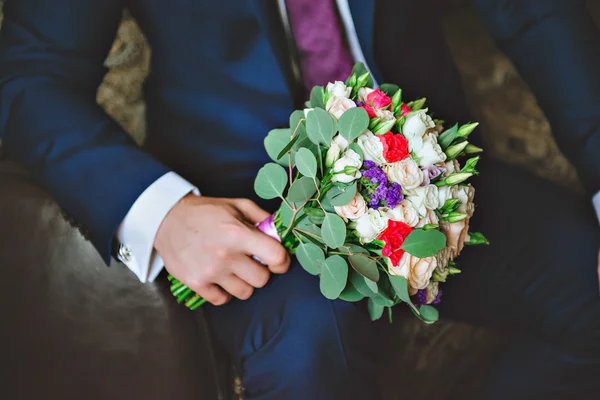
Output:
[391, 89, 402, 111]
[346, 73, 357, 88]
[325, 142, 341, 168]
[443, 212, 468, 223]
[464, 143, 483, 154]
[343, 166, 360, 175]
[372, 119, 396, 135]
[432, 269, 449, 282]
[357, 71, 371, 88]
[457, 122, 479, 138]
[448, 266, 462, 275]
[407, 97, 426, 111]
[443, 172, 473, 186]
[368, 117, 381, 130]
[445, 141, 469, 159]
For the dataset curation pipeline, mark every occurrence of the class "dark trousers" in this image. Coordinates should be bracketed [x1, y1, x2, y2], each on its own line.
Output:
[204, 159, 600, 400]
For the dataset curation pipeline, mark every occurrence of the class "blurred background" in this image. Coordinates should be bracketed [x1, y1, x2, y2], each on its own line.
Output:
[1, 1, 599, 398]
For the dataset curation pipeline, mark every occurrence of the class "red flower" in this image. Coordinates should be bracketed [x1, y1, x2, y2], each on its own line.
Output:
[361, 104, 377, 118]
[378, 132, 409, 163]
[400, 103, 412, 117]
[366, 89, 392, 110]
[377, 220, 414, 267]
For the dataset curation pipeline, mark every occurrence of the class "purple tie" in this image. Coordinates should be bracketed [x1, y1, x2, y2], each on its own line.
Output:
[285, 0, 355, 92]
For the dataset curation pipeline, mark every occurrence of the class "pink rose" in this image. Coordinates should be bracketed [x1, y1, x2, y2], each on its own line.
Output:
[334, 193, 367, 222]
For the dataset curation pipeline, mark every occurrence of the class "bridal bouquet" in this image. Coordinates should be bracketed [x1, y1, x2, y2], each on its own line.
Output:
[168, 63, 488, 322]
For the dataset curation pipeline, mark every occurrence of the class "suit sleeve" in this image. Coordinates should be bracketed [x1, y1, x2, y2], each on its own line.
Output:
[474, 0, 600, 194]
[0, 0, 171, 263]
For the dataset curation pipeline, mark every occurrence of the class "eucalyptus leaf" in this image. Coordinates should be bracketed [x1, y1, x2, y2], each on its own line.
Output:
[367, 298, 385, 321]
[304, 207, 326, 225]
[338, 108, 369, 142]
[364, 276, 378, 293]
[310, 86, 325, 109]
[320, 255, 349, 300]
[295, 148, 318, 178]
[306, 108, 336, 146]
[276, 135, 299, 160]
[277, 201, 294, 228]
[337, 245, 370, 256]
[320, 194, 336, 213]
[348, 254, 380, 282]
[294, 225, 324, 246]
[254, 163, 288, 200]
[264, 128, 292, 166]
[287, 177, 317, 202]
[419, 305, 440, 324]
[338, 281, 365, 302]
[379, 83, 400, 96]
[296, 243, 325, 276]
[400, 229, 447, 258]
[325, 182, 357, 207]
[388, 275, 411, 304]
[350, 271, 377, 297]
[321, 213, 347, 249]
[371, 293, 394, 307]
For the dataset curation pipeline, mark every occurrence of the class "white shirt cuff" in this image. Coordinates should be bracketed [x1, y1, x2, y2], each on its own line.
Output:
[116, 172, 199, 283]
[593, 191, 600, 225]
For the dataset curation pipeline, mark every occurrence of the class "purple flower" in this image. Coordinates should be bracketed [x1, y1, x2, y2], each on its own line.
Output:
[385, 183, 403, 209]
[421, 166, 446, 186]
[413, 290, 428, 306]
[361, 162, 405, 210]
[432, 288, 443, 305]
[356, 100, 365, 107]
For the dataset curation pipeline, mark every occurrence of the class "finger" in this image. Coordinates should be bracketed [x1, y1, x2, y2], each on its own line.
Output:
[243, 229, 290, 274]
[197, 284, 231, 306]
[232, 257, 271, 288]
[219, 274, 255, 300]
[231, 198, 271, 224]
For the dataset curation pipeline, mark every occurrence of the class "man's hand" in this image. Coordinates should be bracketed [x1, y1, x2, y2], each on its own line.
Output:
[154, 195, 290, 305]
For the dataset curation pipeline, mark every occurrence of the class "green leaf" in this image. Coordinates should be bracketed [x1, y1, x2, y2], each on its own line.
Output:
[304, 207, 326, 225]
[388, 275, 411, 304]
[379, 83, 400, 96]
[296, 243, 325, 276]
[295, 148, 318, 178]
[306, 108, 336, 146]
[406, 97, 426, 111]
[350, 271, 377, 297]
[461, 156, 481, 175]
[294, 226, 325, 247]
[466, 232, 490, 246]
[438, 123, 459, 150]
[367, 298, 385, 321]
[419, 305, 440, 324]
[320, 255, 349, 300]
[400, 229, 447, 258]
[338, 108, 369, 142]
[364, 276, 378, 293]
[287, 177, 317, 202]
[339, 281, 365, 302]
[370, 293, 394, 307]
[372, 119, 396, 135]
[320, 194, 336, 213]
[349, 62, 373, 87]
[348, 254, 380, 282]
[321, 213, 347, 249]
[337, 245, 370, 256]
[254, 163, 288, 200]
[264, 128, 292, 166]
[310, 86, 325, 109]
[276, 135, 299, 161]
[325, 182, 357, 207]
[277, 201, 294, 229]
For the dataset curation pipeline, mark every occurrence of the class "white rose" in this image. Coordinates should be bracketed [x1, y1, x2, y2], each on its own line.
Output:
[326, 81, 352, 99]
[357, 130, 386, 165]
[425, 281, 440, 304]
[380, 200, 419, 227]
[334, 193, 367, 221]
[402, 110, 435, 142]
[416, 208, 439, 228]
[355, 209, 388, 243]
[332, 134, 349, 152]
[358, 87, 375, 103]
[388, 252, 438, 291]
[442, 159, 460, 177]
[385, 158, 424, 190]
[407, 185, 439, 215]
[326, 96, 356, 119]
[303, 108, 314, 118]
[331, 149, 362, 183]
[437, 186, 454, 207]
[413, 133, 447, 168]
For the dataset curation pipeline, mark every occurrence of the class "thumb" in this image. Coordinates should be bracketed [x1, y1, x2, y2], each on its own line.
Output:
[231, 198, 271, 224]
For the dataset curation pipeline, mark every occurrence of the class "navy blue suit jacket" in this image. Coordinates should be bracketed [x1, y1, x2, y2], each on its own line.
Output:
[0, 0, 598, 263]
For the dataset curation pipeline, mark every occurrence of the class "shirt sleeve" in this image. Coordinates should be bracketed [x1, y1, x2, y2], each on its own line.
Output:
[116, 172, 199, 282]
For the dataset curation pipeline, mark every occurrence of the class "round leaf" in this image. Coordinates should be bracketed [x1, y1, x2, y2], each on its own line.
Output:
[326, 182, 357, 207]
[264, 128, 292, 166]
[350, 271, 377, 297]
[367, 298, 385, 321]
[319, 255, 349, 300]
[295, 148, 318, 178]
[338, 281, 365, 302]
[364, 276, 378, 293]
[321, 213, 347, 249]
[338, 107, 369, 142]
[296, 243, 325, 276]
[419, 305, 440, 324]
[388, 275, 411, 304]
[254, 163, 288, 200]
[287, 176, 317, 202]
[306, 108, 336, 146]
[310, 85, 325, 109]
[348, 254, 380, 282]
[400, 229, 447, 258]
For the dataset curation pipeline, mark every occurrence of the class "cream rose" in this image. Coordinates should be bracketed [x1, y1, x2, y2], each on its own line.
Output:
[357, 130, 386, 165]
[380, 200, 420, 227]
[326, 96, 356, 119]
[375, 109, 396, 122]
[442, 159, 460, 177]
[425, 281, 440, 304]
[441, 185, 475, 257]
[407, 185, 440, 216]
[331, 149, 362, 183]
[413, 133, 446, 168]
[388, 252, 438, 291]
[358, 87, 375, 103]
[416, 208, 439, 228]
[334, 193, 367, 222]
[326, 81, 352, 99]
[385, 158, 424, 190]
[355, 209, 388, 243]
[402, 110, 435, 142]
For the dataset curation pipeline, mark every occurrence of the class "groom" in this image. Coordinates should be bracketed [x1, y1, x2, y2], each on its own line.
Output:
[1, 0, 599, 398]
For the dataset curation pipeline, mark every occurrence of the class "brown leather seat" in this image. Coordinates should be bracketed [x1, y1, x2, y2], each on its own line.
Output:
[0, 161, 232, 399]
